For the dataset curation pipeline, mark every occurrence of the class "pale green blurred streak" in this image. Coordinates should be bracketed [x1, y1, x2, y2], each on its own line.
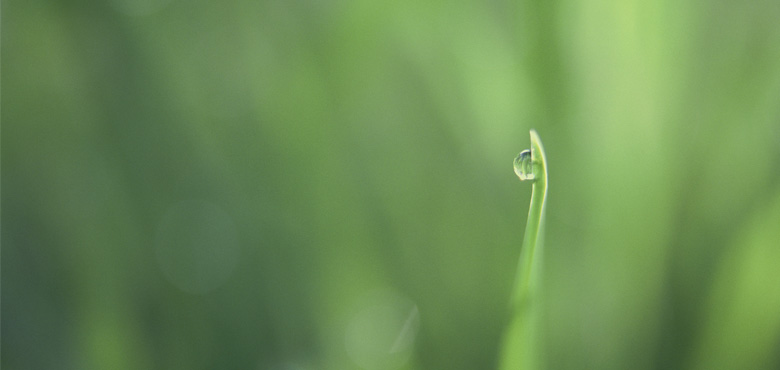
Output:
[689, 189, 780, 370]
[3, 0, 780, 369]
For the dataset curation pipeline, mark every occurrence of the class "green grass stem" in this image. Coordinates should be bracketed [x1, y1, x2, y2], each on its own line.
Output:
[500, 129, 548, 370]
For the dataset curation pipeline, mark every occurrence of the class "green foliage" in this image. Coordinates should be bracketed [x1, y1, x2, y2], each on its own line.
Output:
[4, 1, 780, 370]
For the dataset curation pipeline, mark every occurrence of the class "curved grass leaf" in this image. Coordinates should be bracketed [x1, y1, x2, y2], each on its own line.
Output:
[500, 129, 548, 370]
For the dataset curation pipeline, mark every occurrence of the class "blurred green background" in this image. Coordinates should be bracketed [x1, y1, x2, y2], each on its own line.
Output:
[4, 0, 780, 369]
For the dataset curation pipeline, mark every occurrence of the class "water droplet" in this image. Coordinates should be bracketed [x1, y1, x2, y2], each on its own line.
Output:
[514, 149, 535, 181]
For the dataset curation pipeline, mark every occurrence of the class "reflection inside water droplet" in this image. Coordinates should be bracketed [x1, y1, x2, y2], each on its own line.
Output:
[514, 149, 535, 181]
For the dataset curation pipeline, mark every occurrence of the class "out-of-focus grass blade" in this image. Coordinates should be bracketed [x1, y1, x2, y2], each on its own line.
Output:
[688, 189, 780, 370]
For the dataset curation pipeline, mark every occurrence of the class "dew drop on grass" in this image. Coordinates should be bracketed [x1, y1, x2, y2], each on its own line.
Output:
[514, 149, 535, 181]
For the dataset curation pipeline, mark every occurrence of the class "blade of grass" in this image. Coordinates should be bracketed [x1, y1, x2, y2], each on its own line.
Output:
[500, 129, 548, 370]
